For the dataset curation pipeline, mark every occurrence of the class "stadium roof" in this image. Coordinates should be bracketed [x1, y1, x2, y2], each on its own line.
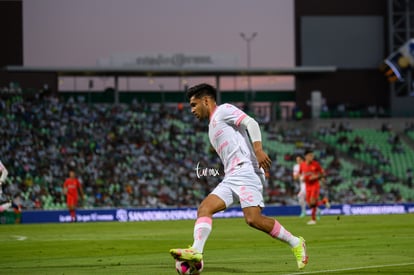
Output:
[5, 65, 337, 77]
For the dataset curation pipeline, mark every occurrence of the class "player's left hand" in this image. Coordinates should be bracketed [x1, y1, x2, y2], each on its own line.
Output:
[255, 149, 272, 170]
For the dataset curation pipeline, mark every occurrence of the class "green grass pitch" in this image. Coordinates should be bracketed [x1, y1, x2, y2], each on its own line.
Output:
[0, 214, 413, 274]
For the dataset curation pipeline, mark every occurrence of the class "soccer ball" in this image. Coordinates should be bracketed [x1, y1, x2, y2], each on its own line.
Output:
[175, 260, 204, 275]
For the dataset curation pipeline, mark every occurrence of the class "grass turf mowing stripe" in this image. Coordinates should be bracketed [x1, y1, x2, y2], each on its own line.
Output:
[284, 262, 414, 275]
[0, 214, 413, 274]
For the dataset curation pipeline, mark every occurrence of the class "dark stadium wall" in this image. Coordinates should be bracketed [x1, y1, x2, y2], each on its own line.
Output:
[294, 0, 387, 16]
[295, 0, 387, 66]
[0, 71, 58, 94]
[391, 94, 414, 118]
[0, 0, 23, 67]
[294, 0, 389, 118]
[0, 0, 57, 93]
[295, 70, 389, 118]
[295, 69, 389, 116]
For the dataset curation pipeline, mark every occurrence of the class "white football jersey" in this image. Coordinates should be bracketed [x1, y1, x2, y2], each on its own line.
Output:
[293, 163, 305, 184]
[208, 103, 260, 175]
[293, 163, 300, 177]
[0, 160, 7, 183]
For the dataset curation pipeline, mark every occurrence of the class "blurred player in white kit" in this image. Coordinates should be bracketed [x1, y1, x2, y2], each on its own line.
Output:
[0, 161, 12, 211]
[293, 155, 306, 218]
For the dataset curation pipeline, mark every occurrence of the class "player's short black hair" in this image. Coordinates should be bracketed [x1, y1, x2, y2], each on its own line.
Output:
[296, 154, 304, 160]
[186, 83, 217, 101]
[304, 149, 314, 156]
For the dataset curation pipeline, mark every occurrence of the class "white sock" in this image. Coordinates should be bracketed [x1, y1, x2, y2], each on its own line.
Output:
[300, 197, 306, 213]
[269, 220, 300, 247]
[192, 217, 212, 253]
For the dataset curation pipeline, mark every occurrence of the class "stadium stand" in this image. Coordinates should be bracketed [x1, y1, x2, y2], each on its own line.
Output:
[1, 90, 413, 210]
[316, 124, 414, 202]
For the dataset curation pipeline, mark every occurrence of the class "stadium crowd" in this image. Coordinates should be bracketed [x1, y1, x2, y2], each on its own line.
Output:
[0, 92, 221, 210]
[0, 91, 413, 210]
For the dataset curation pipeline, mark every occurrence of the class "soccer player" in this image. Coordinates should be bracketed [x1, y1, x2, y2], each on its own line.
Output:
[169, 83, 308, 270]
[299, 149, 330, 225]
[0, 160, 12, 212]
[293, 155, 306, 218]
[0, 200, 11, 212]
[63, 170, 84, 222]
[0, 160, 9, 197]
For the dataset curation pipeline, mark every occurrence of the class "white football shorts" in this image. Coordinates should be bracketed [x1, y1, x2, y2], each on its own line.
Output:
[298, 182, 306, 198]
[211, 163, 265, 208]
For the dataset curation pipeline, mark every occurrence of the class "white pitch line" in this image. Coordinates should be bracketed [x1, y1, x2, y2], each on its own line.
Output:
[283, 262, 414, 275]
[12, 235, 27, 241]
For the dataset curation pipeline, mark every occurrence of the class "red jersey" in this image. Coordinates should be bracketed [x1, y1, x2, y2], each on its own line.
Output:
[64, 178, 81, 197]
[299, 160, 324, 185]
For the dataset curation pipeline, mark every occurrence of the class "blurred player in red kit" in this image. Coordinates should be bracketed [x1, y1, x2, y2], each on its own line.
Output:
[300, 149, 330, 225]
[63, 170, 84, 222]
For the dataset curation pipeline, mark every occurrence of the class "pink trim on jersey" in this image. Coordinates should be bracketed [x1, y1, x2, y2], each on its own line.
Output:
[235, 114, 247, 127]
[196, 217, 212, 225]
[228, 156, 241, 174]
[269, 220, 282, 237]
[214, 129, 224, 140]
[217, 140, 229, 154]
[209, 106, 218, 121]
